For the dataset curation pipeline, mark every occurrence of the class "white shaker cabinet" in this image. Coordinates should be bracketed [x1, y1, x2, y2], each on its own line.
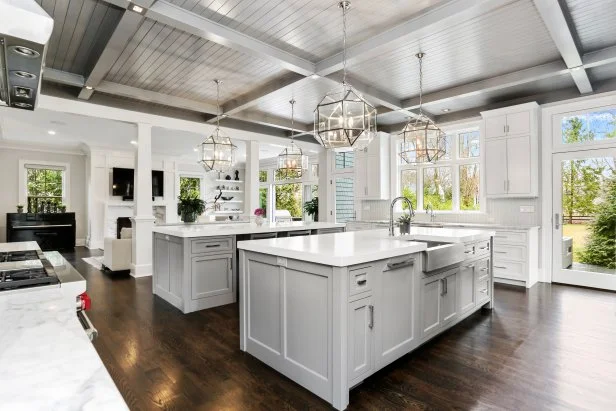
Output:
[420, 267, 459, 339]
[355, 133, 390, 200]
[347, 297, 374, 382]
[481, 102, 539, 198]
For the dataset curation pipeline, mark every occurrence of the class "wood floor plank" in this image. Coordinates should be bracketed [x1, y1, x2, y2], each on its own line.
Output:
[63, 248, 616, 410]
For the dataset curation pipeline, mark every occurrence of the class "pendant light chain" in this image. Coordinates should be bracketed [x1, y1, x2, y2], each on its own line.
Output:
[290, 99, 295, 140]
[417, 52, 424, 117]
[215, 79, 221, 129]
[342, 2, 348, 87]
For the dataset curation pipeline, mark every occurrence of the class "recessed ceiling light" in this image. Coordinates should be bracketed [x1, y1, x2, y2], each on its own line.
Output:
[193, 148, 198, 152]
[130, 140, 138, 145]
[48, 130, 56, 135]
[442, 108, 451, 112]
[129, 3, 145, 14]
[85, 86, 93, 90]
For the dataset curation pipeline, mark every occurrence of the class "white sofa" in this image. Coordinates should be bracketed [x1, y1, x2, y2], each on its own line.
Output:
[103, 228, 132, 272]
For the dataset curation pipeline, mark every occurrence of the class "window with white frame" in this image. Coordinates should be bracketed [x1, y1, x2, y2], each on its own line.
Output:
[259, 160, 319, 221]
[22, 163, 68, 213]
[398, 127, 481, 212]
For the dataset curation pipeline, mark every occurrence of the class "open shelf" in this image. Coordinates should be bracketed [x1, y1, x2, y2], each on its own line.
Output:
[220, 190, 243, 193]
[216, 179, 244, 183]
[219, 200, 243, 203]
[214, 211, 244, 214]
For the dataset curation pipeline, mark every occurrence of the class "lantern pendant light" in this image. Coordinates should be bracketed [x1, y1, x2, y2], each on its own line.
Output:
[399, 53, 447, 165]
[277, 99, 308, 179]
[197, 79, 237, 173]
[314, 1, 377, 151]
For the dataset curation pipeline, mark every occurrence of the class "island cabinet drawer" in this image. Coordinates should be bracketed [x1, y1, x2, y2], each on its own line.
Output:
[348, 265, 373, 298]
[474, 257, 491, 282]
[493, 244, 526, 262]
[494, 231, 527, 245]
[191, 237, 233, 254]
[463, 240, 490, 259]
[493, 260, 526, 281]
[476, 277, 491, 305]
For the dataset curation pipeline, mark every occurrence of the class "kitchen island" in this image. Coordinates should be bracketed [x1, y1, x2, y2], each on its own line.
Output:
[238, 227, 494, 410]
[152, 222, 345, 313]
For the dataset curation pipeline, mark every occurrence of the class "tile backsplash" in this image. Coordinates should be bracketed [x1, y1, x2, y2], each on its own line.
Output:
[360, 198, 541, 227]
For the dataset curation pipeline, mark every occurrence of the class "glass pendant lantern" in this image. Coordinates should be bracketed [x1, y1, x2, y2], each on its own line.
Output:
[277, 99, 308, 179]
[198, 80, 237, 172]
[314, 1, 377, 151]
[399, 53, 447, 164]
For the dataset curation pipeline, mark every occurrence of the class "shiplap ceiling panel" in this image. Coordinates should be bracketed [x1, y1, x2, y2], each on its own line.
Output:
[565, 0, 616, 53]
[588, 63, 616, 84]
[103, 18, 287, 104]
[167, 0, 445, 61]
[251, 77, 336, 123]
[346, 0, 560, 100]
[34, 0, 123, 75]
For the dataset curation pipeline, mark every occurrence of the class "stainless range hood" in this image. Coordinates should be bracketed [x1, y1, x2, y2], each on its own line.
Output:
[0, 0, 54, 110]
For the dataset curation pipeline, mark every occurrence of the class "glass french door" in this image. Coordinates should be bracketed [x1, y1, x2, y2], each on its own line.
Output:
[552, 148, 616, 290]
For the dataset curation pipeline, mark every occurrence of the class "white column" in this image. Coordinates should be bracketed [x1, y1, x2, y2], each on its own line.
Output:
[130, 123, 155, 278]
[245, 140, 259, 221]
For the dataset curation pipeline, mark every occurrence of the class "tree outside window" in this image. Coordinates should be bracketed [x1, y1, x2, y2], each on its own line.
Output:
[460, 164, 480, 211]
[400, 169, 417, 210]
[27, 168, 64, 212]
[423, 167, 452, 211]
[179, 177, 201, 199]
[259, 170, 268, 183]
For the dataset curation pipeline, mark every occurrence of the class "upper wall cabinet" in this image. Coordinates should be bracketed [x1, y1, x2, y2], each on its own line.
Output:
[355, 133, 390, 200]
[481, 102, 539, 198]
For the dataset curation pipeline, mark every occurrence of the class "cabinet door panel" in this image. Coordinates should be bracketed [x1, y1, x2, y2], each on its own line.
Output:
[191, 254, 233, 300]
[421, 277, 441, 338]
[365, 154, 380, 199]
[375, 259, 417, 367]
[354, 158, 367, 199]
[506, 135, 531, 194]
[441, 272, 458, 325]
[485, 139, 508, 195]
[459, 264, 476, 314]
[348, 297, 373, 382]
[485, 115, 507, 138]
[506, 111, 530, 135]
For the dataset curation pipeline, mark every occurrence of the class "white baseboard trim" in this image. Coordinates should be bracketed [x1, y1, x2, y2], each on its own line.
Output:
[86, 241, 104, 250]
[76, 238, 85, 247]
[130, 263, 152, 278]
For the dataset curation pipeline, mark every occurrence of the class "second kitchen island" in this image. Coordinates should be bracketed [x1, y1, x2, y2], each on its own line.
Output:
[152, 222, 345, 313]
[238, 227, 494, 410]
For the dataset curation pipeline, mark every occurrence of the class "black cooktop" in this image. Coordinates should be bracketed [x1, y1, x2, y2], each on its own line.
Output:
[0, 268, 59, 290]
[0, 250, 44, 262]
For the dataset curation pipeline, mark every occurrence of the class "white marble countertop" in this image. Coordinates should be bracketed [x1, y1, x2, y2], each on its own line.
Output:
[237, 227, 494, 267]
[0, 241, 40, 252]
[152, 221, 346, 238]
[0, 287, 128, 411]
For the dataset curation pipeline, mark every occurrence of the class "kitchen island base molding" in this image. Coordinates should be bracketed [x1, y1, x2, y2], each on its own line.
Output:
[239, 248, 493, 410]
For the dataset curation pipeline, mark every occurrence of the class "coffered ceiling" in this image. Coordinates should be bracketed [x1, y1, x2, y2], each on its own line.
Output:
[35, 0, 616, 141]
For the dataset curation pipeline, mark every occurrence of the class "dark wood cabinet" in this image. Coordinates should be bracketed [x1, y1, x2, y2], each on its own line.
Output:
[6, 213, 76, 251]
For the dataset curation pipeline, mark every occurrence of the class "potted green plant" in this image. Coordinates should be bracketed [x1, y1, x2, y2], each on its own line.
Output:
[58, 203, 67, 213]
[177, 193, 205, 223]
[398, 213, 412, 235]
[254, 208, 266, 226]
[303, 197, 318, 222]
[16, 204, 24, 214]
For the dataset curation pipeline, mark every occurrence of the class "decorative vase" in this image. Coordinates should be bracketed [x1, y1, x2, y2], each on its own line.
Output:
[182, 211, 197, 223]
[255, 216, 264, 226]
[16, 206, 23, 214]
[399, 222, 410, 235]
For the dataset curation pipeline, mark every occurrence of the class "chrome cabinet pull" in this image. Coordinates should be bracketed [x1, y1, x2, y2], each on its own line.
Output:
[206, 244, 221, 248]
[494, 265, 507, 269]
[479, 267, 489, 272]
[440, 279, 446, 296]
[368, 305, 374, 329]
[444, 278, 448, 294]
[387, 258, 415, 270]
[465, 264, 475, 269]
[357, 278, 367, 286]
[554, 213, 560, 230]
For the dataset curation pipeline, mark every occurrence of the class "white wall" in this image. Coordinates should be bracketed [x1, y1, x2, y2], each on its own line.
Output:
[0, 146, 87, 243]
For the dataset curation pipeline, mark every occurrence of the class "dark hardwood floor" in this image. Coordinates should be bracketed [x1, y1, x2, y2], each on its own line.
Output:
[64, 247, 616, 410]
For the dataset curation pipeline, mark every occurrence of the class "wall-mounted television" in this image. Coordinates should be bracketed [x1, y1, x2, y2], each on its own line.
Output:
[112, 168, 164, 199]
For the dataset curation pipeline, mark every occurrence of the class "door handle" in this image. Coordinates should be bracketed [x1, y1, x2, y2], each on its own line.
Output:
[368, 305, 374, 329]
[554, 213, 560, 230]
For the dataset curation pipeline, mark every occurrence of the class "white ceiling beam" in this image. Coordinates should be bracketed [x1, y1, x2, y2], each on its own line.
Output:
[582, 45, 616, 69]
[228, 111, 312, 132]
[145, 0, 315, 76]
[400, 60, 569, 109]
[315, 0, 515, 77]
[95, 81, 218, 114]
[532, 0, 592, 94]
[42, 68, 85, 88]
[78, 11, 144, 99]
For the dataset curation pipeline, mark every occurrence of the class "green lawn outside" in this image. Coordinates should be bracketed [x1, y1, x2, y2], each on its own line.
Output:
[563, 224, 590, 262]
